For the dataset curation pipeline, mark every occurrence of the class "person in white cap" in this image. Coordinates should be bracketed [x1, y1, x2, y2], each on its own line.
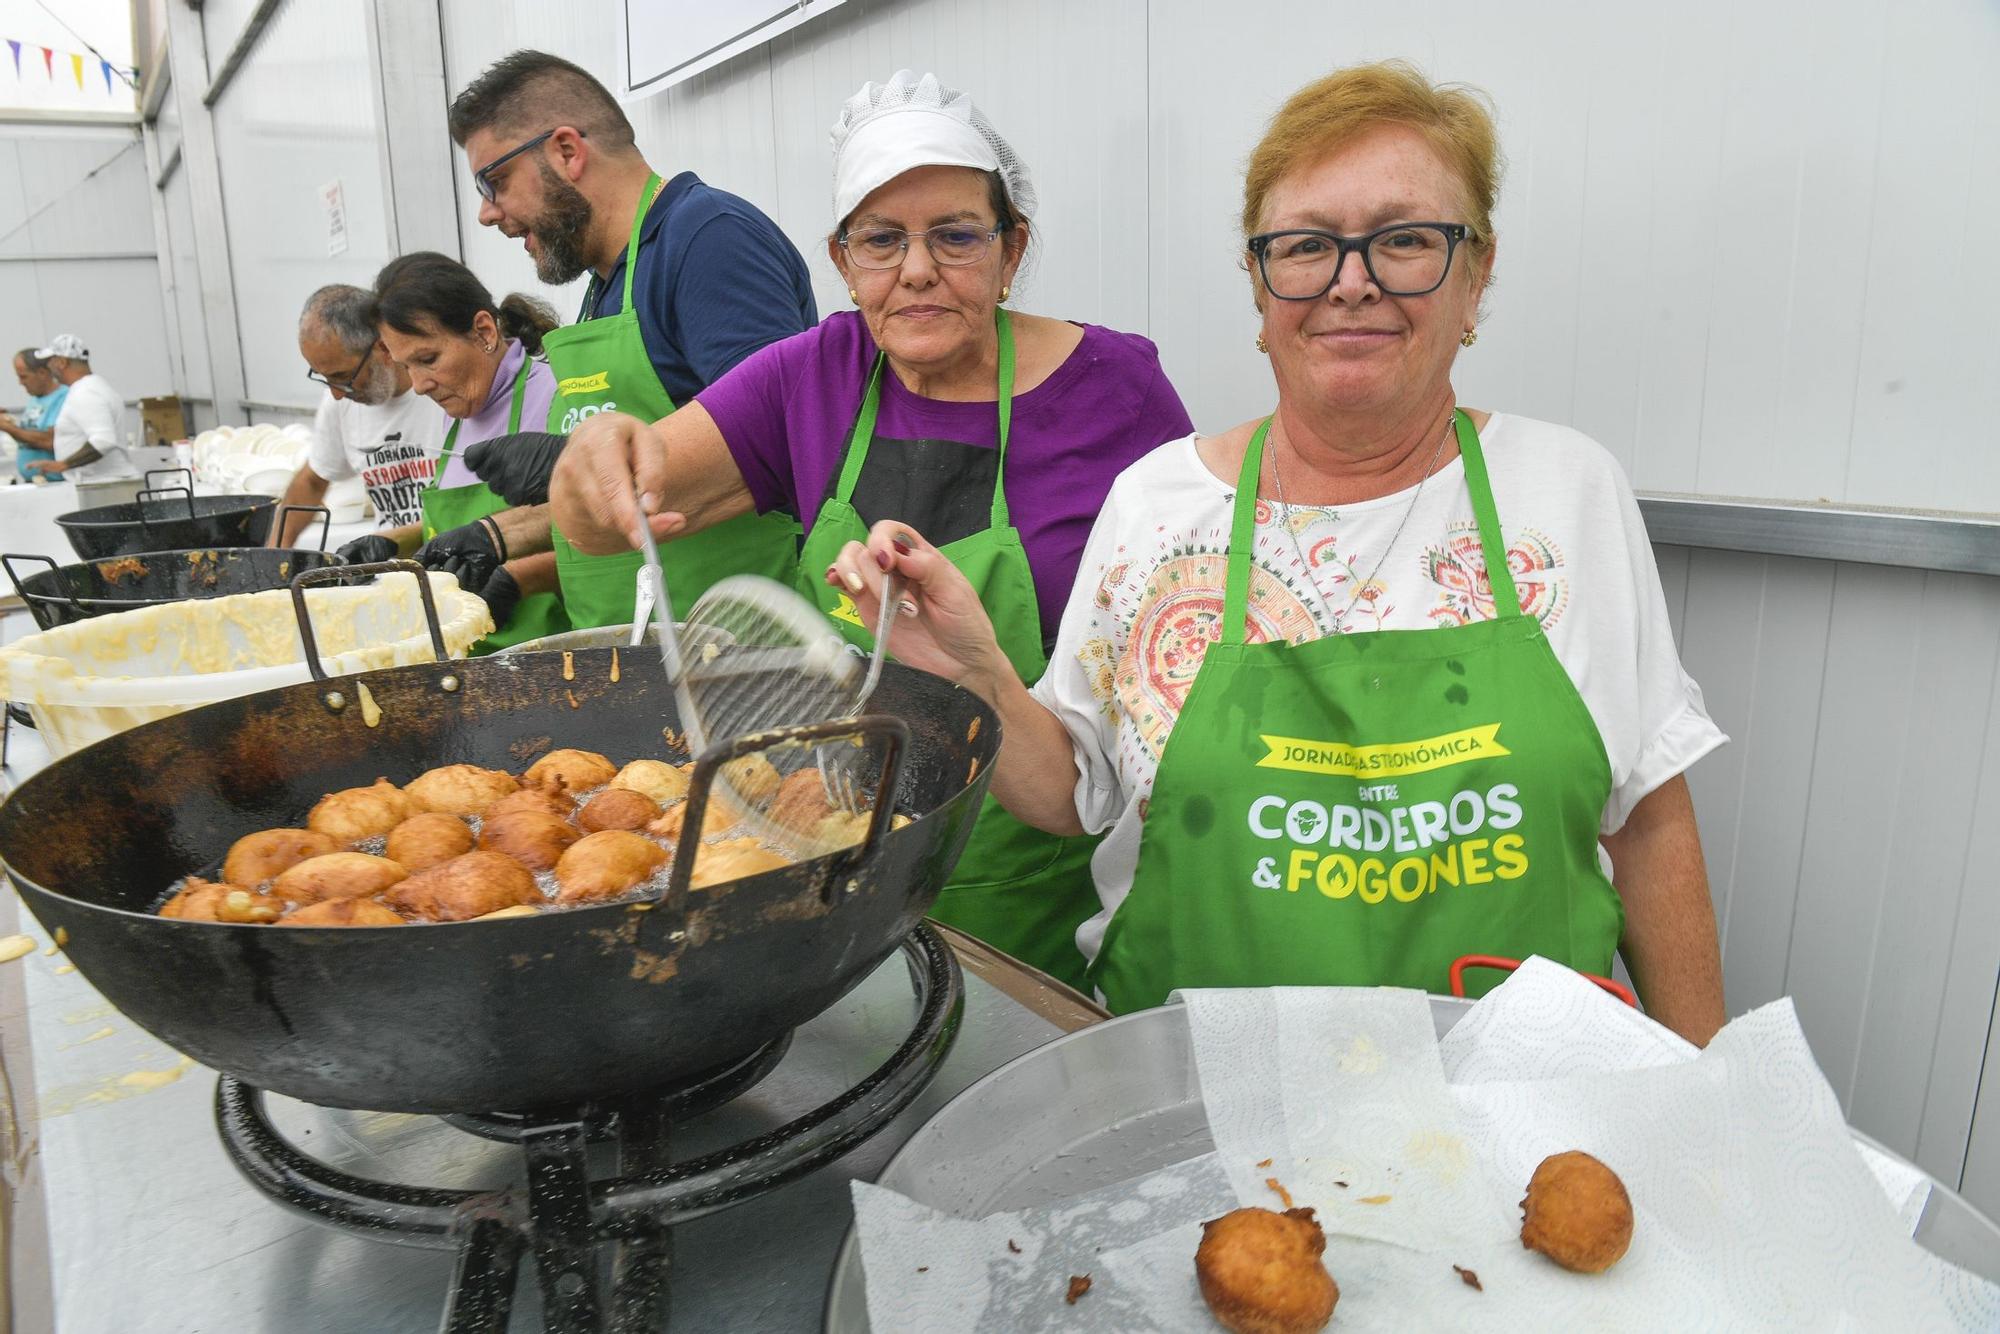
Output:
[22, 334, 132, 481]
[547, 70, 1194, 990]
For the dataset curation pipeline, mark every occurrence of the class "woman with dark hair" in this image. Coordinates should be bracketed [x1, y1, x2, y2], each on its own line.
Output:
[366, 251, 565, 650]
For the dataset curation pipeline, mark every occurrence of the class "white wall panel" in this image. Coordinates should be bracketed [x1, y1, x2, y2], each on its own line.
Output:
[0, 124, 173, 436]
[161, 157, 213, 404]
[209, 0, 393, 410]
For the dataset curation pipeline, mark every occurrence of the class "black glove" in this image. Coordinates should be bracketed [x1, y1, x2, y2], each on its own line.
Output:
[463, 432, 567, 507]
[413, 519, 504, 593]
[336, 533, 399, 566]
[477, 566, 522, 629]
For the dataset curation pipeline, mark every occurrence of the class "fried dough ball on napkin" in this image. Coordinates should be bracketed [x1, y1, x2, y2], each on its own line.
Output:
[386, 812, 476, 872]
[222, 829, 339, 887]
[608, 759, 689, 807]
[479, 809, 579, 871]
[307, 778, 415, 843]
[522, 748, 616, 794]
[554, 830, 666, 903]
[1521, 1150, 1633, 1273]
[160, 877, 283, 924]
[578, 787, 660, 833]
[274, 852, 409, 903]
[385, 851, 540, 922]
[404, 763, 519, 816]
[1194, 1206, 1338, 1334]
[485, 787, 575, 822]
[280, 898, 407, 927]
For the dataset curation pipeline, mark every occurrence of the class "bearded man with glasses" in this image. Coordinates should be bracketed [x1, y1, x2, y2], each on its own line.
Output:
[437, 49, 816, 631]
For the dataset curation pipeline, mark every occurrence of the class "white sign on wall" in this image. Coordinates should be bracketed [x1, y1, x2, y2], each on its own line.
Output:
[320, 179, 348, 257]
[619, 0, 850, 99]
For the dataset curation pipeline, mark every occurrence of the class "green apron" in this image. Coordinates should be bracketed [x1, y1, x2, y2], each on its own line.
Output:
[797, 308, 1100, 990]
[421, 352, 566, 653]
[1089, 411, 1625, 1013]
[541, 172, 801, 628]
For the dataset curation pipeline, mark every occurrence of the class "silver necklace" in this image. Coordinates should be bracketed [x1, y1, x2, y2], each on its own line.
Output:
[1269, 412, 1455, 626]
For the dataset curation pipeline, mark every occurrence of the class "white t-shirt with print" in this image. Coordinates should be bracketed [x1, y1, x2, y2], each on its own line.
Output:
[53, 373, 131, 480]
[1030, 414, 1728, 965]
[306, 387, 447, 530]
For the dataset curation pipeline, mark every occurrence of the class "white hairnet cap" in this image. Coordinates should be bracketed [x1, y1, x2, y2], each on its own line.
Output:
[829, 70, 1036, 226]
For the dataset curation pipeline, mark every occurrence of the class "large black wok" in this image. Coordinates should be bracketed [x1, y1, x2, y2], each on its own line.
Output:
[56, 469, 278, 559]
[6, 507, 341, 630]
[0, 636, 998, 1114]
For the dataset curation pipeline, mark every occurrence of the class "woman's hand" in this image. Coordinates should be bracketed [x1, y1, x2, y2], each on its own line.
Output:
[549, 411, 689, 555]
[825, 521, 1013, 698]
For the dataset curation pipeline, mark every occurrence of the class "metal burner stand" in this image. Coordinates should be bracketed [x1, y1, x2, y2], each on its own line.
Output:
[215, 923, 964, 1333]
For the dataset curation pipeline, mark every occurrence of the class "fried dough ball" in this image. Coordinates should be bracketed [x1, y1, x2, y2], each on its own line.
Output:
[478, 809, 579, 871]
[222, 829, 339, 887]
[485, 786, 575, 822]
[690, 836, 791, 889]
[769, 768, 835, 828]
[273, 852, 409, 904]
[280, 898, 407, 927]
[609, 759, 689, 807]
[1194, 1207, 1338, 1334]
[522, 748, 617, 794]
[307, 778, 416, 843]
[554, 830, 666, 903]
[720, 753, 782, 803]
[386, 812, 476, 872]
[384, 851, 541, 922]
[404, 763, 519, 816]
[159, 877, 283, 924]
[1520, 1150, 1633, 1274]
[578, 787, 660, 833]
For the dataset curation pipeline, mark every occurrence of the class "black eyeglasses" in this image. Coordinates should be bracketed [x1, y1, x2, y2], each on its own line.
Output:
[306, 340, 375, 393]
[1247, 222, 1470, 300]
[837, 223, 1002, 270]
[474, 128, 583, 203]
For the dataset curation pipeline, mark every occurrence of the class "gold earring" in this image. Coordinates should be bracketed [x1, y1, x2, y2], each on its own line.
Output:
[999, 286, 1010, 303]
[1460, 329, 1478, 347]
[1255, 334, 1268, 354]
[848, 288, 860, 304]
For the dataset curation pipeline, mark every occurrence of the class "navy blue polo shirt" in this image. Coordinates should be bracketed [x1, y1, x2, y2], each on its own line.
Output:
[586, 171, 818, 403]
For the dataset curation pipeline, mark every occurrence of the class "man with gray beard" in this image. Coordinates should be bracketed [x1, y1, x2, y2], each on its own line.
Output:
[270, 284, 447, 552]
[441, 50, 816, 628]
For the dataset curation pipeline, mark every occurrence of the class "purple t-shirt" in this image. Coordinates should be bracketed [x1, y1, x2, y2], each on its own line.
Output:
[697, 311, 1193, 637]
[436, 339, 558, 488]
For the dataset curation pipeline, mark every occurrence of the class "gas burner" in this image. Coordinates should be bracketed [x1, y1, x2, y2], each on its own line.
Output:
[216, 923, 962, 1333]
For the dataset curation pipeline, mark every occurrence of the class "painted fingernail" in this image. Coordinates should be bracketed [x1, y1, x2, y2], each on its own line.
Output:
[842, 569, 864, 593]
[898, 598, 918, 617]
[892, 538, 913, 556]
[875, 549, 892, 570]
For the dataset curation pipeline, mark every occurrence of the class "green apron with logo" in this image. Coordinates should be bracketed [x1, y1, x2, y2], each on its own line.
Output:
[1089, 411, 1624, 1013]
[542, 172, 801, 628]
[797, 308, 1100, 990]
[421, 353, 566, 654]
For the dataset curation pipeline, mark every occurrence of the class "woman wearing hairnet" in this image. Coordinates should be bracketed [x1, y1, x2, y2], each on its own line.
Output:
[550, 71, 1193, 988]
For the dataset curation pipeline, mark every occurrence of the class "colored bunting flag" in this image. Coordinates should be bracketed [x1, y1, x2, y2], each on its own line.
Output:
[68, 52, 81, 89]
[99, 58, 110, 94]
[5, 41, 17, 78]
[39, 45, 50, 79]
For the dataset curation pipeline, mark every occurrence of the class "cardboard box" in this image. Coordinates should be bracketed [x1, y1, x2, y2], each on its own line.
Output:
[138, 396, 191, 446]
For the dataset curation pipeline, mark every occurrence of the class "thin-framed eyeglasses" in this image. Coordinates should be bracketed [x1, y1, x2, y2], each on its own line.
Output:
[838, 222, 1002, 270]
[473, 128, 584, 203]
[306, 340, 375, 393]
[1247, 222, 1471, 300]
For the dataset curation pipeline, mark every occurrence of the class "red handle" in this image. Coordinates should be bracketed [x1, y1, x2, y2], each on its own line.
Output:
[1447, 954, 1638, 1009]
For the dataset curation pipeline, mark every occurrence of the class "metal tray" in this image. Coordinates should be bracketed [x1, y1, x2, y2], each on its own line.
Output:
[824, 1000, 2000, 1330]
